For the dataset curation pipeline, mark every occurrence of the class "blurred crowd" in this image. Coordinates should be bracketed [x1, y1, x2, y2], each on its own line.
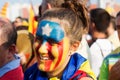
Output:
[0, 0, 120, 80]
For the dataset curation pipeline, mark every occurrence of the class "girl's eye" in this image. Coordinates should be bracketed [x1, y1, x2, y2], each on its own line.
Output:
[35, 36, 43, 44]
[47, 38, 58, 44]
[47, 39, 57, 45]
[36, 36, 43, 40]
[57, 40, 62, 45]
[35, 36, 62, 45]
[47, 39, 62, 45]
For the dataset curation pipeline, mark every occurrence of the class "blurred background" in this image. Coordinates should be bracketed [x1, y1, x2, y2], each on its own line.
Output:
[0, 0, 120, 21]
[0, 0, 42, 21]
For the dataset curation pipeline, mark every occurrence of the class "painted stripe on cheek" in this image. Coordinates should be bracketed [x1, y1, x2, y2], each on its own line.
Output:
[44, 42, 52, 71]
[54, 41, 63, 68]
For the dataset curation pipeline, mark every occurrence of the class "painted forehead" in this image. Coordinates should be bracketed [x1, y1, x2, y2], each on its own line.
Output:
[36, 20, 65, 42]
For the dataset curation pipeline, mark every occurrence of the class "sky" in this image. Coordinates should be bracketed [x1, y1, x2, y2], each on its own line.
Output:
[0, 0, 42, 10]
[0, 0, 42, 21]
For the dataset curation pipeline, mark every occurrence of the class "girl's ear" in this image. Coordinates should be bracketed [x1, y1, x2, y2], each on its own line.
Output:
[47, 3, 52, 9]
[70, 41, 80, 52]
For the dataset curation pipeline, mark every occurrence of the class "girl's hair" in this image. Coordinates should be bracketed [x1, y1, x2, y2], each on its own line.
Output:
[40, 0, 89, 43]
[45, 0, 65, 8]
[62, 0, 89, 32]
[45, 0, 89, 33]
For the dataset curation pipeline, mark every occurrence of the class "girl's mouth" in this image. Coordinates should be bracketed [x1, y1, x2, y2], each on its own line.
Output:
[40, 55, 50, 60]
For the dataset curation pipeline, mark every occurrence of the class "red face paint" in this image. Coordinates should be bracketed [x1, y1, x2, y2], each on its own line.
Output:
[35, 20, 70, 72]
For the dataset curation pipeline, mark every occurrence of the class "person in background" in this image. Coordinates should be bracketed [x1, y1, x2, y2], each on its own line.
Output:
[99, 11, 120, 80]
[89, 8, 120, 49]
[107, 16, 120, 50]
[24, 0, 96, 80]
[13, 16, 23, 27]
[111, 11, 120, 54]
[89, 8, 111, 42]
[89, 8, 114, 77]
[0, 18, 23, 80]
[14, 16, 34, 71]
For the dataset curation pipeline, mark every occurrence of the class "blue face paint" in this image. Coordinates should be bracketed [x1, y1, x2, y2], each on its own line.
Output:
[36, 20, 65, 42]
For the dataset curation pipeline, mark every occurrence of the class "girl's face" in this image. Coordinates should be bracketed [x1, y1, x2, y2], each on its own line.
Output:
[34, 20, 71, 72]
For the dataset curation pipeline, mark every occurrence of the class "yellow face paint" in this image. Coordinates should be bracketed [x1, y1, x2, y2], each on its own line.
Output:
[35, 36, 71, 72]
[35, 20, 71, 72]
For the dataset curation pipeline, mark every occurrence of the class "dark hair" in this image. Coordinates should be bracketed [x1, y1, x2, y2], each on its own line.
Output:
[110, 16, 116, 30]
[116, 11, 120, 17]
[16, 16, 23, 21]
[15, 16, 23, 23]
[90, 8, 111, 33]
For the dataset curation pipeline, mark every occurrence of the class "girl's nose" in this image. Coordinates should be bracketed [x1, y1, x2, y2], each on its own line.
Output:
[38, 40, 48, 54]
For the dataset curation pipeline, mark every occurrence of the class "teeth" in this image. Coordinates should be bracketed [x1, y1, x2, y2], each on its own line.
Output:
[42, 57, 49, 60]
[40, 55, 49, 60]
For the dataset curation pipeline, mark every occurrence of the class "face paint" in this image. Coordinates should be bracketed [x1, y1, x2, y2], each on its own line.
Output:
[35, 38, 70, 72]
[36, 20, 64, 42]
[35, 20, 70, 72]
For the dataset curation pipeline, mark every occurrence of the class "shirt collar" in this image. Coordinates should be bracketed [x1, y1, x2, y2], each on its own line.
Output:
[0, 54, 20, 77]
